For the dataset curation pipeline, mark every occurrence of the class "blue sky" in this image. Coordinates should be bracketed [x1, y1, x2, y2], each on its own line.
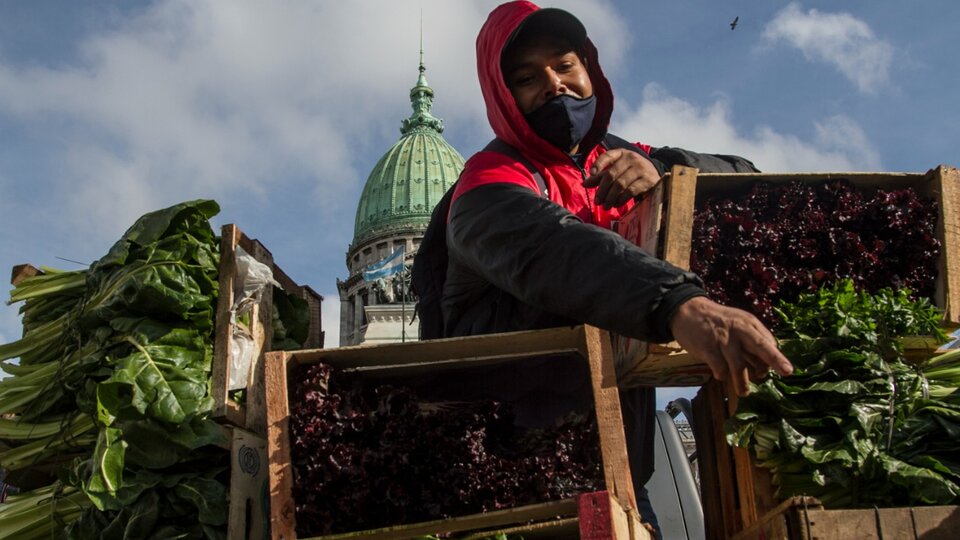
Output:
[1, 1, 957, 407]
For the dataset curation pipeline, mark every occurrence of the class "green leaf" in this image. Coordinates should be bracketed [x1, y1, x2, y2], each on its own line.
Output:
[86, 427, 128, 511]
[95, 200, 219, 269]
[97, 331, 212, 425]
[172, 477, 228, 526]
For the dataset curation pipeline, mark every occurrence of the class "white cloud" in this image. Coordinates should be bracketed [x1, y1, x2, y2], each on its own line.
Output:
[762, 3, 894, 94]
[319, 289, 341, 348]
[0, 1, 488, 243]
[614, 83, 882, 172]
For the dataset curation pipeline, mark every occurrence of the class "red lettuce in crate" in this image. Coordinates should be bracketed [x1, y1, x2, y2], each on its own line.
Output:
[691, 180, 940, 327]
[289, 362, 603, 536]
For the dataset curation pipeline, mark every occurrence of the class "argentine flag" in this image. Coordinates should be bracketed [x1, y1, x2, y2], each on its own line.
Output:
[362, 246, 406, 281]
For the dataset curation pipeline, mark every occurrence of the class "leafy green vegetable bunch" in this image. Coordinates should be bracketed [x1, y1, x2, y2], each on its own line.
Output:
[0, 200, 229, 539]
[726, 279, 960, 508]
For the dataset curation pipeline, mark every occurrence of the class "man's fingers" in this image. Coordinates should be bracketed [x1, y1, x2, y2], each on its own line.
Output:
[741, 327, 793, 376]
[721, 337, 752, 397]
[588, 148, 621, 176]
[596, 170, 646, 208]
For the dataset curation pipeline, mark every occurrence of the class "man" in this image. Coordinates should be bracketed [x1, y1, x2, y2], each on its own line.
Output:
[428, 0, 793, 533]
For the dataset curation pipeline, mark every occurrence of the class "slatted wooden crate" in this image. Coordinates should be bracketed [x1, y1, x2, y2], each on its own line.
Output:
[211, 224, 324, 436]
[614, 164, 960, 388]
[693, 364, 958, 540]
[733, 496, 960, 540]
[264, 325, 653, 540]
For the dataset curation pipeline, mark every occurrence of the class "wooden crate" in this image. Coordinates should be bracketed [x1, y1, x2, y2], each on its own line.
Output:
[614, 164, 960, 387]
[265, 325, 652, 540]
[733, 496, 960, 540]
[211, 224, 325, 436]
[693, 364, 960, 539]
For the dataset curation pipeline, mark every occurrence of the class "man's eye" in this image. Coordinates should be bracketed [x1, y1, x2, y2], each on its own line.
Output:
[557, 63, 574, 72]
[512, 75, 534, 86]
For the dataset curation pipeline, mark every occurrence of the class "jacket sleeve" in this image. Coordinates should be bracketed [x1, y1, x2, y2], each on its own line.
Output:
[447, 182, 706, 343]
[648, 146, 760, 173]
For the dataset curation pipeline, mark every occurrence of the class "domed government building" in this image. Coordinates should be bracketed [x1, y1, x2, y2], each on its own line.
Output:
[336, 54, 465, 346]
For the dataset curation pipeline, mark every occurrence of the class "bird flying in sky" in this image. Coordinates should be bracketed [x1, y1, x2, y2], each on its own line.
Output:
[730, 16, 739, 30]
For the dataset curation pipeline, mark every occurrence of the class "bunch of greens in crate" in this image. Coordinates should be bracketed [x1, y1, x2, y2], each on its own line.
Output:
[0, 200, 229, 539]
[290, 362, 603, 536]
[692, 180, 941, 327]
[271, 285, 311, 350]
[726, 279, 960, 508]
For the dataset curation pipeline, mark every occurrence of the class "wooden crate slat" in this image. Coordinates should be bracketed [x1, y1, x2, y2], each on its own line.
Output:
[581, 326, 637, 513]
[458, 516, 580, 539]
[661, 165, 698, 270]
[246, 236, 275, 437]
[211, 224, 241, 422]
[265, 350, 295, 540]
[935, 165, 960, 324]
[285, 325, 586, 369]
[310, 499, 579, 540]
[228, 427, 271, 540]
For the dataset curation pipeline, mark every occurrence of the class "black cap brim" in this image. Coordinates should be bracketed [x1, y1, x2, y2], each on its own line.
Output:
[506, 7, 588, 50]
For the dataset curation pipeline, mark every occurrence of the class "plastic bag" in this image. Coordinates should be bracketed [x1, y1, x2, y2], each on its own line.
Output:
[228, 245, 281, 391]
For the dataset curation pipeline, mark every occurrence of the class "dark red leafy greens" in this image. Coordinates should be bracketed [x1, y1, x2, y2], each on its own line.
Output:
[691, 180, 940, 327]
[289, 363, 603, 536]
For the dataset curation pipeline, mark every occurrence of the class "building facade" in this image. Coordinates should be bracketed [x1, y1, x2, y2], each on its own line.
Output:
[336, 59, 465, 346]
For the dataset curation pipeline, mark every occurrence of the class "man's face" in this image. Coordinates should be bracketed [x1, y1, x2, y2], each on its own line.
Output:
[502, 34, 593, 115]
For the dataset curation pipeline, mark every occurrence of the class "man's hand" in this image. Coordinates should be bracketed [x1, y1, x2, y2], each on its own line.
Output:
[583, 148, 662, 209]
[669, 296, 793, 397]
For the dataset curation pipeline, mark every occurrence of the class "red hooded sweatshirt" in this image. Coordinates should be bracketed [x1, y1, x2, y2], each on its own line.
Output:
[451, 0, 652, 229]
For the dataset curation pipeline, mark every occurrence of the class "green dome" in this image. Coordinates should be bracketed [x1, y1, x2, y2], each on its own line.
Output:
[352, 60, 465, 247]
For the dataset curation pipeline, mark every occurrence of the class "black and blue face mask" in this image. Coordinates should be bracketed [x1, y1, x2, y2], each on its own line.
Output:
[523, 94, 597, 153]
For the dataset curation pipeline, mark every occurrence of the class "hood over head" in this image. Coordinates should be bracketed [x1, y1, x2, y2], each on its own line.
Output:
[476, 1, 614, 163]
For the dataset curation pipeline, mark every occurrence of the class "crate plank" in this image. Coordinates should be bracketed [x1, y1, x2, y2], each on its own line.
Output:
[211, 224, 241, 424]
[661, 165, 698, 270]
[935, 165, 960, 324]
[228, 427, 271, 540]
[265, 350, 295, 540]
[267, 325, 641, 539]
[582, 326, 638, 512]
[314, 499, 579, 540]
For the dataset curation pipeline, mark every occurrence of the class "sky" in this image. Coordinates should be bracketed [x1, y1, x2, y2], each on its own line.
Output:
[1, 0, 957, 409]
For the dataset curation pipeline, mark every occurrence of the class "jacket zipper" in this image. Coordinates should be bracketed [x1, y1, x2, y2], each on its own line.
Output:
[569, 155, 594, 212]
